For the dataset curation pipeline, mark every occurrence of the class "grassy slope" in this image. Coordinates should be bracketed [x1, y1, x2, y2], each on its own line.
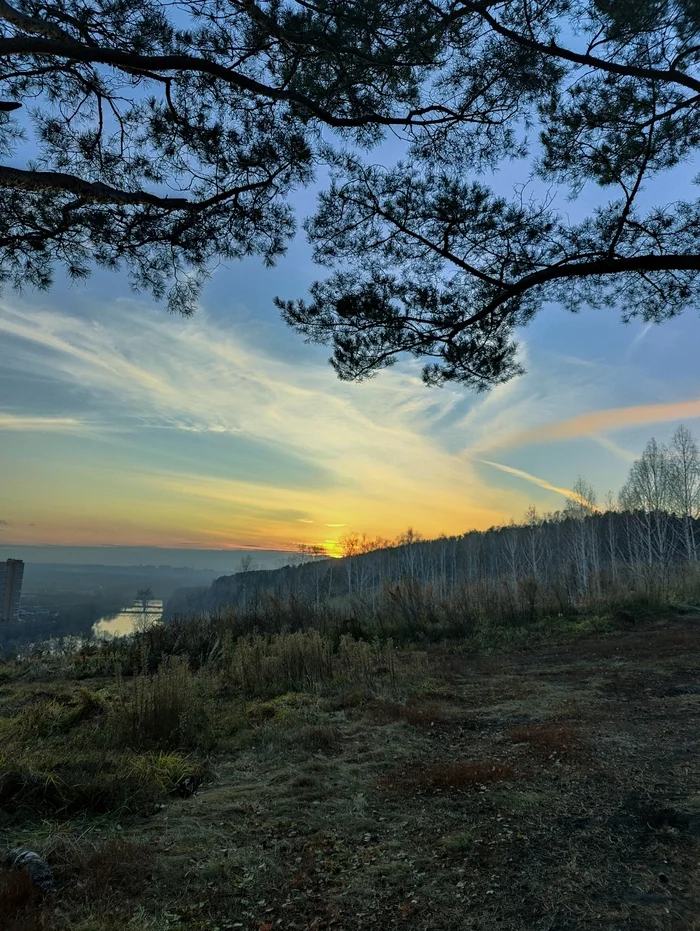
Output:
[2, 615, 700, 931]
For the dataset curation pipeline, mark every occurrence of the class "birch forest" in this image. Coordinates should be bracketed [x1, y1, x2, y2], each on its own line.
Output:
[168, 426, 700, 638]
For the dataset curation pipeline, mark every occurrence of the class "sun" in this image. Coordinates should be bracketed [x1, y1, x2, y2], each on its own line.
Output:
[322, 539, 344, 559]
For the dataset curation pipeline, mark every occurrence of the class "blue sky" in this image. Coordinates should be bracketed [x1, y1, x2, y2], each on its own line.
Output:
[1, 129, 700, 557]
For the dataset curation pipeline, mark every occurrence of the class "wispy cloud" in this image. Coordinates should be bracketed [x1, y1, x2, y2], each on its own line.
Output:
[627, 322, 653, 356]
[476, 459, 578, 501]
[503, 399, 700, 448]
[0, 413, 86, 432]
[0, 298, 529, 547]
[590, 433, 638, 463]
[0, 294, 692, 549]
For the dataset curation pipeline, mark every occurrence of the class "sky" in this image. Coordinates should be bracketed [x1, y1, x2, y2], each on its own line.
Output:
[2, 142, 700, 562]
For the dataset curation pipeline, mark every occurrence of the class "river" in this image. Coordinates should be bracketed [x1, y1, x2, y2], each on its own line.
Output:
[92, 599, 164, 638]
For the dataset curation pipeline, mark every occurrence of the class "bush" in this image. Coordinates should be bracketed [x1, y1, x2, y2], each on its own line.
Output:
[0, 749, 202, 816]
[222, 631, 397, 697]
[13, 688, 104, 739]
[114, 654, 214, 751]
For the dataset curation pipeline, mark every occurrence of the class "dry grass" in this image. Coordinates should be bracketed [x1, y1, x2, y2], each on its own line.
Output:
[297, 724, 342, 752]
[223, 630, 398, 696]
[380, 760, 512, 793]
[370, 698, 455, 728]
[52, 836, 154, 901]
[115, 654, 214, 751]
[0, 868, 47, 931]
[2, 615, 700, 931]
[510, 721, 581, 753]
[0, 838, 155, 931]
[0, 676, 205, 817]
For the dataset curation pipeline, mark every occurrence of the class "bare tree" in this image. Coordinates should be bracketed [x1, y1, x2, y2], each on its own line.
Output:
[564, 476, 598, 596]
[669, 425, 700, 562]
[133, 586, 157, 633]
[603, 491, 619, 584]
[619, 438, 673, 570]
[396, 527, 424, 580]
[237, 554, 256, 573]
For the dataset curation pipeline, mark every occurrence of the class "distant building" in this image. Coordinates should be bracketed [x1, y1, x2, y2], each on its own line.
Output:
[0, 559, 24, 622]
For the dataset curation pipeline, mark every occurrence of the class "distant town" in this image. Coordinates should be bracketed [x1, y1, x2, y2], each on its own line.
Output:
[0, 551, 293, 651]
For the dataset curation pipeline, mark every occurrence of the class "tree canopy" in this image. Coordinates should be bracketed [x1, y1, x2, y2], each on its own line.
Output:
[2, 0, 700, 386]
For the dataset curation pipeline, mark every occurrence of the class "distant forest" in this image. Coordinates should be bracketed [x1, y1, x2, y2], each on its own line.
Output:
[168, 426, 700, 635]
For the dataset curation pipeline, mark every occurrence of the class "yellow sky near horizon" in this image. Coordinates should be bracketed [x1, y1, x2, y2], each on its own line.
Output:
[2, 294, 700, 555]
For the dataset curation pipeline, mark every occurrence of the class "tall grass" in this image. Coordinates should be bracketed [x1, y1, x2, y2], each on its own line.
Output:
[222, 630, 397, 697]
[9, 560, 698, 691]
[115, 652, 214, 750]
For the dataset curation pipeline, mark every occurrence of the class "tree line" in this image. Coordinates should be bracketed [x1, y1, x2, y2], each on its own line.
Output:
[166, 425, 700, 634]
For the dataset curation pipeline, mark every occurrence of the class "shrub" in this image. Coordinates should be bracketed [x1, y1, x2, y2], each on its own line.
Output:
[222, 631, 397, 697]
[225, 630, 334, 696]
[114, 654, 213, 750]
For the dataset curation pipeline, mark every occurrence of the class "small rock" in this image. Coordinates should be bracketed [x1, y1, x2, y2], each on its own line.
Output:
[6, 847, 56, 894]
[176, 772, 202, 798]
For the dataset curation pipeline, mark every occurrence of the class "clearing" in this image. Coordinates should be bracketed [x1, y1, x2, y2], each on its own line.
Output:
[1, 614, 699, 930]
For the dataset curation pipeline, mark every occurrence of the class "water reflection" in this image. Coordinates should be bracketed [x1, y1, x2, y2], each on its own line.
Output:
[93, 600, 163, 638]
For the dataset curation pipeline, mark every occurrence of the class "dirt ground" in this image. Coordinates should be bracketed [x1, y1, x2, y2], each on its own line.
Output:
[2, 614, 700, 931]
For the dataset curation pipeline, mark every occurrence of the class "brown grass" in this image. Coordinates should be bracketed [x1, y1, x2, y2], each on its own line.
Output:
[380, 759, 512, 793]
[115, 654, 213, 750]
[297, 724, 342, 752]
[371, 699, 454, 728]
[2, 614, 700, 931]
[0, 838, 154, 931]
[53, 837, 154, 901]
[223, 631, 398, 696]
[0, 868, 48, 931]
[510, 722, 580, 753]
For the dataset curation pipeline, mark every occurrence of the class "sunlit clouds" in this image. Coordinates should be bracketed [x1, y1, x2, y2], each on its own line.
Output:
[1, 292, 699, 553]
[0, 297, 522, 549]
[502, 399, 700, 450]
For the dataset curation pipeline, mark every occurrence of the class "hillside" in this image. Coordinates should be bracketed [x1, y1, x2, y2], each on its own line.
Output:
[2, 612, 699, 930]
[165, 510, 700, 634]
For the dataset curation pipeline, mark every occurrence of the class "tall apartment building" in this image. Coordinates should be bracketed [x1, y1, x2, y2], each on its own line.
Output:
[0, 559, 24, 622]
